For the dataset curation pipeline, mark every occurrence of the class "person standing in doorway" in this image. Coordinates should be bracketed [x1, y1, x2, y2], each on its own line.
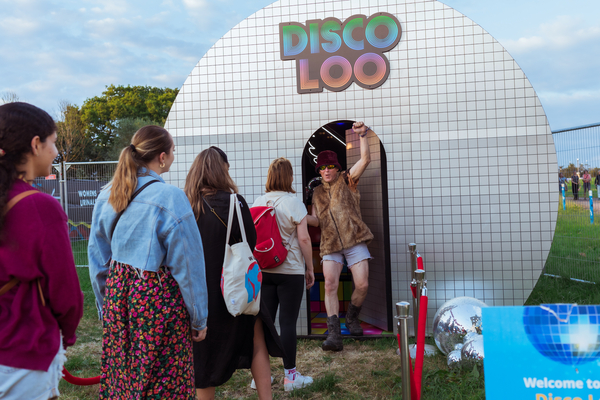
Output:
[308, 121, 374, 352]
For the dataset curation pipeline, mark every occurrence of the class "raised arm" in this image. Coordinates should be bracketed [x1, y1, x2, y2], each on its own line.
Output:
[348, 121, 372, 180]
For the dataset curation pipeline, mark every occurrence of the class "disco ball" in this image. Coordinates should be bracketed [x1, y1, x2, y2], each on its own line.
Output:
[433, 297, 488, 355]
[523, 304, 600, 366]
[447, 349, 463, 369]
[461, 334, 484, 367]
[463, 331, 479, 344]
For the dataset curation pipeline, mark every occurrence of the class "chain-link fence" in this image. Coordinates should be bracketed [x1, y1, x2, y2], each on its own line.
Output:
[545, 124, 600, 282]
[34, 161, 117, 266]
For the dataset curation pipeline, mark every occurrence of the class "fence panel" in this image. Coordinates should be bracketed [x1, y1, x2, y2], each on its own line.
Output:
[546, 125, 600, 282]
[63, 162, 117, 266]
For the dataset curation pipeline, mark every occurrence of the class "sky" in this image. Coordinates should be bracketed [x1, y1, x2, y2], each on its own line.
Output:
[0, 0, 599, 132]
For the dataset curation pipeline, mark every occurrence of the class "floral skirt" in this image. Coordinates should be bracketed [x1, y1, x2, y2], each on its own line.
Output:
[99, 262, 195, 400]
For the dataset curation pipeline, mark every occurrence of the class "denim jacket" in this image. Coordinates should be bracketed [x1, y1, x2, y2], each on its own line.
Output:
[88, 169, 208, 330]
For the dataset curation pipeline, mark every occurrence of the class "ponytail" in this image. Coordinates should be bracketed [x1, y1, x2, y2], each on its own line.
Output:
[108, 125, 172, 213]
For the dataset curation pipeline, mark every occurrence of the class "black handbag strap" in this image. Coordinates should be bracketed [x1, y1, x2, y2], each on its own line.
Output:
[110, 180, 160, 239]
[203, 197, 227, 228]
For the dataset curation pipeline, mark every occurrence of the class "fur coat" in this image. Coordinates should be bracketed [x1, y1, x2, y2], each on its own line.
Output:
[312, 171, 373, 257]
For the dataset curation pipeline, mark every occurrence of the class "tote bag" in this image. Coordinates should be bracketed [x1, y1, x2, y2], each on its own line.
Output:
[221, 194, 262, 316]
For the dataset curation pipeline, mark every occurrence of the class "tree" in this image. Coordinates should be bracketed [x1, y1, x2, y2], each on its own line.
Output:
[1, 91, 19, 104]
[560, 163, 577, 178]
[55, 101, 90, 163]
[105, 117, 161, 161]
[80, 85, 178, 159]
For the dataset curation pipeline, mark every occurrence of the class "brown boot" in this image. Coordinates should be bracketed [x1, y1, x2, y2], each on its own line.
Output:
[322, 315, 343, 351]
[345, 302, 363, 336]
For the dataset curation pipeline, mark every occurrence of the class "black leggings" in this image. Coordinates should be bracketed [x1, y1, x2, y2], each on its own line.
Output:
[261, 273, 305, 369]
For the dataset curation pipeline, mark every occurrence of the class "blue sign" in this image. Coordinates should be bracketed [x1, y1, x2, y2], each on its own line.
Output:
[483, 305, 600, 400]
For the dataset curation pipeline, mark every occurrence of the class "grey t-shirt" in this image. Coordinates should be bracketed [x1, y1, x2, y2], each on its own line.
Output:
[252, 191, 308, 275]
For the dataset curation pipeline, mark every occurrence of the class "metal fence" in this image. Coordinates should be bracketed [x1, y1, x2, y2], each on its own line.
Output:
[33, 161, 118, 266]
[545, 124, 600, 282]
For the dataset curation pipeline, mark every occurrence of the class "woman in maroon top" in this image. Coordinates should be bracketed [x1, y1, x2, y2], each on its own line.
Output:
[0, 102, 83, 399]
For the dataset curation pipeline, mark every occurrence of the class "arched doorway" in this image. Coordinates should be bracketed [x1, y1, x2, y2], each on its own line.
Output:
[301, 120, 393, 337]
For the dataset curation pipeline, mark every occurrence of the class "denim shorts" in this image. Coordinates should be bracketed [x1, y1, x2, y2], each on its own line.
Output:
[322, 242, 372, 268]
[0, 336, 66, 400]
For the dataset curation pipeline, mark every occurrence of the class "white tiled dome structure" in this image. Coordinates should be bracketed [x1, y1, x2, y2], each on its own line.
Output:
[165, 0, 558, 334]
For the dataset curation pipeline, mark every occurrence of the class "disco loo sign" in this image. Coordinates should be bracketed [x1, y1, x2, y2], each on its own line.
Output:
[279, 13, 401, 93]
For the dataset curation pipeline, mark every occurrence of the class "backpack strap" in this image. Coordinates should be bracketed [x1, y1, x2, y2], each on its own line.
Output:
[270, 194, 296, 250]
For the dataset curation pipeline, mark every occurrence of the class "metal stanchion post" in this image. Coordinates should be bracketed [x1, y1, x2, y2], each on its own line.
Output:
[590, 190, 594, 224]
[395, 301, 412, 400]
[414, 268, 426, 333]
[409, 243, 418, 336]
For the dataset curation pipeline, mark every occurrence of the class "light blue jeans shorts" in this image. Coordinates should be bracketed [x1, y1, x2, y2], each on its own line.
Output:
[322, 242, 372, 268]
[0, 336, 66, 400]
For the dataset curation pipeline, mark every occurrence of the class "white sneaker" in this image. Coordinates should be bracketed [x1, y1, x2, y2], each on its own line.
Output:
[284, 372, 314, 391]
[250, 376, 274, 390]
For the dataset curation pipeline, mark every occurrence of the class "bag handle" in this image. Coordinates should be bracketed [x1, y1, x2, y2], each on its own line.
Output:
[110, 179, 160, 239]
[3, 190, 38, 216]
[225, 194, 248, 252]
[1, 189, 45, 305]
[203, 197, 227, 228]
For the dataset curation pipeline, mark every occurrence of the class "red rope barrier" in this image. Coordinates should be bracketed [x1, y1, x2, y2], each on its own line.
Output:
[62, 367, 100, 385]
[417, 255, 424, 270]
[413, 295, 428, 400]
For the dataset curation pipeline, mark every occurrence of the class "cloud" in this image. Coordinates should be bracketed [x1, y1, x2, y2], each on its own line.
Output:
[0, 16, 39, 35]
[182, 0, 207, 11]
[504, 16, 600, 53]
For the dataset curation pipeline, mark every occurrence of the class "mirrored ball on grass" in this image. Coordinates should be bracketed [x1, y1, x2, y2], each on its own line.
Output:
[433, 296, 488, 355]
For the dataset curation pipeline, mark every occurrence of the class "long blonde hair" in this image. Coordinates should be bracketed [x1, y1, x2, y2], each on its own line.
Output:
[184, 146, 238, 218]
[109, 125, 173, 213]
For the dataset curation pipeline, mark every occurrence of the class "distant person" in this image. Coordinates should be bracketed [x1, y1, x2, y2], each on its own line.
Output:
[184, 146, 284, 400]
[582, 170, 592, 195]
[89, 126, 208, 399]
[0, 102, 83, 399]
[252, 157, 315, 391]
[559, 172, 566, 193]
[595, 171, 600, 189]
[571, 171, 580, 200]
[308, 121, 374, 352]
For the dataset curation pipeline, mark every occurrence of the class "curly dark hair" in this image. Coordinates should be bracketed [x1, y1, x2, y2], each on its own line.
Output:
[0, 102, 56, 232]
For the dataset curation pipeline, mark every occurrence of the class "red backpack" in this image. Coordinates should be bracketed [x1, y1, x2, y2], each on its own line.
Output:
[250, 197, 296, 270]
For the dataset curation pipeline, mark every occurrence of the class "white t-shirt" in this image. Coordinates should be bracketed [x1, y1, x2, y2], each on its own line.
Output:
[252, 191, 308, 275]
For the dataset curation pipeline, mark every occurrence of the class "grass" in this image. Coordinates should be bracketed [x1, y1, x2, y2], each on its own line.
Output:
[58, 197, 599, 399]
[543, 201, 600, 282]
[72, 240, 89, 266]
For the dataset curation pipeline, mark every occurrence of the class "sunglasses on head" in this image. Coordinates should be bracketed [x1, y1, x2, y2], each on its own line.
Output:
[319, 164, 337, 171]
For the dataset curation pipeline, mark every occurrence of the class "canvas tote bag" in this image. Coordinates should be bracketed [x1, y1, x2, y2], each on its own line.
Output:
[221, 193, 262, 316]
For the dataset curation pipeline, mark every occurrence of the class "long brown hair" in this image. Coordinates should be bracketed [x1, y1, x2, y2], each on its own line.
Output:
[265, 157, 295, 193]
[184, 146, 238, 218]
[0, 102, 56, 232]
[109, 125, 172, 213]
